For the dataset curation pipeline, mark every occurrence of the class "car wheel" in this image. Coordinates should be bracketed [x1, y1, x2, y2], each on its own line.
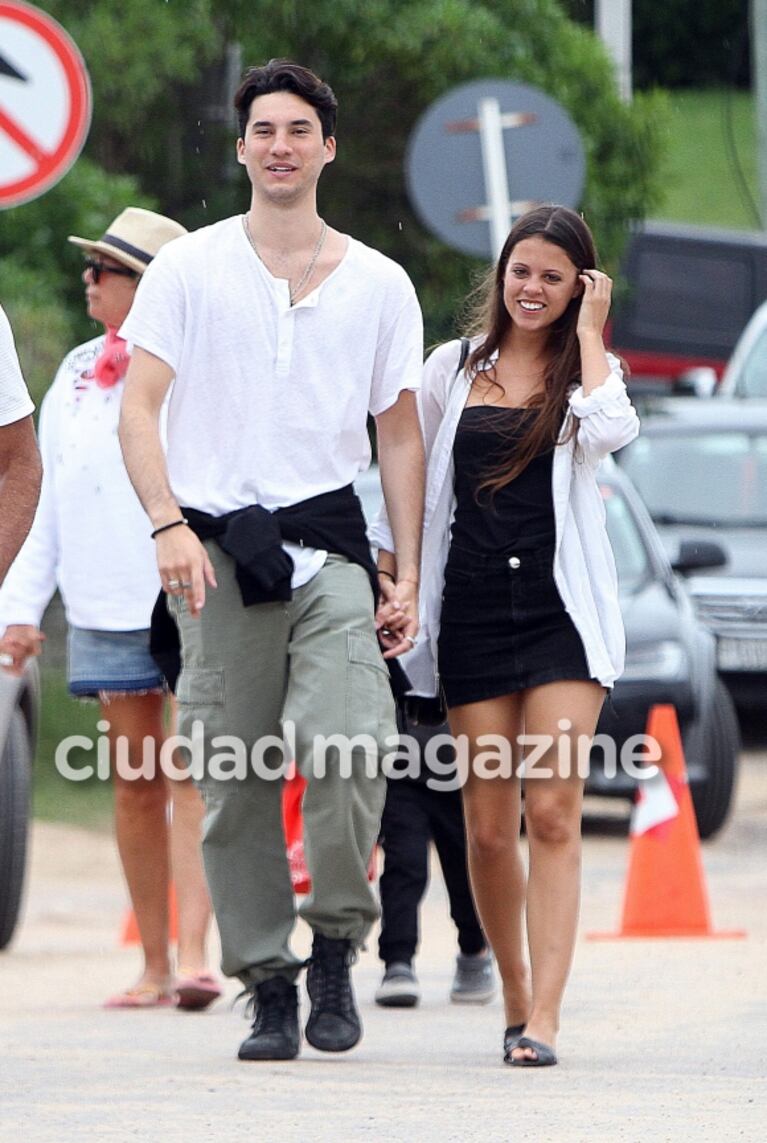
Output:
[689, 680, 740, 841]
[0, 710, 31, 950]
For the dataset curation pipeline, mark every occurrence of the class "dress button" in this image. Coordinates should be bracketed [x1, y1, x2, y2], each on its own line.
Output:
[508, 556, 521, 569]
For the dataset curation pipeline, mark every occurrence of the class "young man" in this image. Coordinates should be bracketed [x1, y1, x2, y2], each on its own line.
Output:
[119, 60, 424, 1061]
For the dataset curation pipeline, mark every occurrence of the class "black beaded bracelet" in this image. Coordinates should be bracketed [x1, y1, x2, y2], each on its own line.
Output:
[377, 569, 396, 582]
[150, 517, 189, 540]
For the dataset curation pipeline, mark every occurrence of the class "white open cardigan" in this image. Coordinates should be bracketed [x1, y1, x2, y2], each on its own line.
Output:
[368, 338, 641, 696]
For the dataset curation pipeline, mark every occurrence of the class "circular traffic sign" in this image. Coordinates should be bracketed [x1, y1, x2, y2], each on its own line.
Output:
[406, 80, 585, 259]
[0, 0, 91, 208]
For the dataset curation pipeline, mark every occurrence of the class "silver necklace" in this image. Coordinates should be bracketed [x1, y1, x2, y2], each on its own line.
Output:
[242, 214, 328, 305]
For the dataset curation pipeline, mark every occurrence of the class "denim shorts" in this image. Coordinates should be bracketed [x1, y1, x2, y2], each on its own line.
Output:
[438, 542, 592, 709]
[67, 626, 165, 698]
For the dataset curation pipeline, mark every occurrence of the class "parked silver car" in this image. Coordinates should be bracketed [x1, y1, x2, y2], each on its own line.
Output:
[0, 662, 39, 948]
[356, 459, 739, 838]
[717, 298, 767, 398]
[618, 397, 767, 712]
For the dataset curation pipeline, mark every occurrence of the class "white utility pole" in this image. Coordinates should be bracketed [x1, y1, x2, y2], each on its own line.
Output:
[447, 99, 536, 260]
[596, 0, 632, 102]
[477, 98, 515, 259]
[753, 0, 767, 227]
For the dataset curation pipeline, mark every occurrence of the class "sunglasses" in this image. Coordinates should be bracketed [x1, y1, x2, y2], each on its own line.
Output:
[83, 257, 139, 284]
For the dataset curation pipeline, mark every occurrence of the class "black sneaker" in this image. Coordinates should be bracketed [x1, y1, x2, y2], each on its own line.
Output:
[237, 976, 300, 1061]
[305, 933, 361, 1052]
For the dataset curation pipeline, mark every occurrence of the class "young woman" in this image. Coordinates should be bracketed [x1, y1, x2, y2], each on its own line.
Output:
[0, 210, 220, 1011]
[372, 205, 639, 1066]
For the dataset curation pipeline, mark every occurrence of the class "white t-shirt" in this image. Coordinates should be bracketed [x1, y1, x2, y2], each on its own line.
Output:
[121, 217, 423, 586]
[0, 336, 161, 630]
[0, 303, 35, 426]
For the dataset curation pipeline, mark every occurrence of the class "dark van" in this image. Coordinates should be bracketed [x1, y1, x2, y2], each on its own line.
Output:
[609, 221, 767, 386]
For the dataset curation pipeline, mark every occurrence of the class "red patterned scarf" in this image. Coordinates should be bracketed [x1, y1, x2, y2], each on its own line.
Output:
[92, 327, 130, 388]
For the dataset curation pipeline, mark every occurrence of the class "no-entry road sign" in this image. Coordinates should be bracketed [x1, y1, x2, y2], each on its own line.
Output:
[406, 80, 585, 261]
[0, 0, 91, 208]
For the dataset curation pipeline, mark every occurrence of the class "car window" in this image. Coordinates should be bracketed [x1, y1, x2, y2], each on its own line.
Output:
[735, 325, 767, 397]
[600, 485, 650, 591]
[621, 431, 767, 525]
[354, 472, 383, 524]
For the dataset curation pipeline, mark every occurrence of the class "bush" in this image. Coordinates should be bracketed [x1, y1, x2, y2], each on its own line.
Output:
[248, 0, 668, 341]
[0, 260, 75, 410]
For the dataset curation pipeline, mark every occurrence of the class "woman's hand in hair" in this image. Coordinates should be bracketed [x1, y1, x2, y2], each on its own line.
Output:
[576, 269, 612, 341]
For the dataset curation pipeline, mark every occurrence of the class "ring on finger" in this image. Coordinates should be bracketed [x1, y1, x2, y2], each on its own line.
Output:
[167, 579, 181, 588]
[404, 635, 417, 646]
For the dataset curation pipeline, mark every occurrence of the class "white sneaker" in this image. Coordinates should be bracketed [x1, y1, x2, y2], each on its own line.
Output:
[450, 950, 496, 1005]
[375, 962, 420, 1008]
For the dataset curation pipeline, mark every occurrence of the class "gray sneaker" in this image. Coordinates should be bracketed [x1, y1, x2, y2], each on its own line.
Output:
[450, 950, 496, 1005]
[375, 962, 420, 1008]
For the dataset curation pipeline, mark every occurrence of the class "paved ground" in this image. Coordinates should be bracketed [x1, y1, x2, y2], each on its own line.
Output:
[2, 756, 766, 1142]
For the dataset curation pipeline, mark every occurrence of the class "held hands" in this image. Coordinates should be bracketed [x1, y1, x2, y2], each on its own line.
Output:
[576, 269, 612, 339]
[156, 525, 217, 618]
[375, 574, 419, 660]
[0, 624, 45, 675]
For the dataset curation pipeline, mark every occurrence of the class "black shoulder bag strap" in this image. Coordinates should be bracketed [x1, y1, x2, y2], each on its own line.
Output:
[457, 336, 470, 375]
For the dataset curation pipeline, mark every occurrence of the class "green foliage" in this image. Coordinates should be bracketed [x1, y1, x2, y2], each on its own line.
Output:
[2, 0, 667, 352]
[33, 668, 112, 831]
[0, 258, 74, 409]
[244, 0, 667, 339]
[656, 89, 758, 230]
[559, 0, 749, 90]
[633, 0, 749, 91]
[0, 156, 153, 385]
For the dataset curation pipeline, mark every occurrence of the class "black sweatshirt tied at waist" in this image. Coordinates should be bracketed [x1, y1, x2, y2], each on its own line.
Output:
[150, 483, 410, 696]
[184, 484, 377, 605]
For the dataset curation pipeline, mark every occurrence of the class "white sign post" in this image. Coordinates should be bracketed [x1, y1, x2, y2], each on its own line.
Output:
[406, 80, 585, 262]
[596, 0, 632, 102]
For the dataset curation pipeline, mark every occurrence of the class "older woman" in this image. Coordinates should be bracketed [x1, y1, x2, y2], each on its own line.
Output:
[0, 209, 220, 1010]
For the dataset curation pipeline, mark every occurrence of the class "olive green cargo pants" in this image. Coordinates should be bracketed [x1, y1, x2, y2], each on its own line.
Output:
[170, 549, 393, 985]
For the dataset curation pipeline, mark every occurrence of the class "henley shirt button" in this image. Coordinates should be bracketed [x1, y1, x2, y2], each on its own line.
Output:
[508, 555, 521, 569]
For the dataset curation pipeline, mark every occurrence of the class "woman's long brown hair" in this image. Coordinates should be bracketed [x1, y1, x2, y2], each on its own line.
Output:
[463, 205, 599, 498]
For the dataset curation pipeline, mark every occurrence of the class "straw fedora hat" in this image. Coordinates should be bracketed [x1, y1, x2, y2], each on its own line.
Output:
[68, 207, 187, 274]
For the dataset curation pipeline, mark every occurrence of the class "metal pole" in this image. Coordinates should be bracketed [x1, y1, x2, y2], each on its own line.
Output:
[477, 97, 512, 260]
[596, 0, 632, 102]
[753, 0, 767, 228]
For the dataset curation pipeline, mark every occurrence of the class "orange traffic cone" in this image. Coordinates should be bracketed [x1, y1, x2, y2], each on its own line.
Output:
[120, 883, 178, 946]
[589, 704, 745, 940]
[282, 764, 378, 896]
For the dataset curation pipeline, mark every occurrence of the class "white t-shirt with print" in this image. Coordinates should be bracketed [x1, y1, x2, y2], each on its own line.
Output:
[0, 303, 34, 426]
[0, 336, 161, 630]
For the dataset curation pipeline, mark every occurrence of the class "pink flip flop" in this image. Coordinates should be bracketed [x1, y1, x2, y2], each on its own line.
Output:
[103, 984, 175, 1010]
[175, 972, 222, 1011]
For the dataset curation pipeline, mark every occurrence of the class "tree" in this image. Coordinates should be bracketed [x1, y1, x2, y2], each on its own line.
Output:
[244, 0, 667, 337]
[561, 0, 750, 89]
[1, 0, 667, 359]
[0, 158, 151, 399]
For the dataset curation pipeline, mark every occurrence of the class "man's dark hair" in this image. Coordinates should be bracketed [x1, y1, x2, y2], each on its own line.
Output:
[234, 59, 338, 141]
